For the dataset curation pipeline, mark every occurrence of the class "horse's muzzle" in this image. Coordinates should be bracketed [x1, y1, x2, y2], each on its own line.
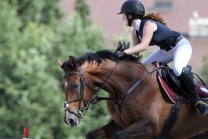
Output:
[64, 110, 81, 127]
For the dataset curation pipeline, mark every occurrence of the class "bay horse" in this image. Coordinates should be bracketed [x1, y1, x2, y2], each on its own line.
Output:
[56, 42, 208, 139]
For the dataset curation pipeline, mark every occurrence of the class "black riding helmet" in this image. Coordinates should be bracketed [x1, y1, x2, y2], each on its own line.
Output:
[118, 0, 145, 26]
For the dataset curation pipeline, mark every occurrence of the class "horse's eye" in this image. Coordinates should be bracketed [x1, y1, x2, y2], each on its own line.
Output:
[73, 83, 79, 89]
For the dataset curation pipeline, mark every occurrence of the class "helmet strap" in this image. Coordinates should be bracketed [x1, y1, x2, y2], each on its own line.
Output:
[126, 14, 138, 27]
[127, 18, 132, 26]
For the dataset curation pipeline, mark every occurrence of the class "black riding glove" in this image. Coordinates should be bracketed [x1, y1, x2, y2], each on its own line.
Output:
[115, 51, 126, 59]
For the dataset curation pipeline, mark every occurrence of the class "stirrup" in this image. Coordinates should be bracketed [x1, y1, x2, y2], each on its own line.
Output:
[194, 101, 208, 112]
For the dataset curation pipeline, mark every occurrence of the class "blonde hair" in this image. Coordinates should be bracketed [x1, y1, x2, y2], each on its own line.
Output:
[141, 13, 167, 26]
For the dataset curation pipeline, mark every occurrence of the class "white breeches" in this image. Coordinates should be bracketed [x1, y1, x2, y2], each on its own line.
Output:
[142, 38, 192, 76]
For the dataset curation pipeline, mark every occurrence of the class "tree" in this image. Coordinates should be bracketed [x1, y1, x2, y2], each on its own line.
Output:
[0, 0, 109, 138]
[201, 54, 208, 84]
[54, 0, 110, 138]
[8, 0, 63, 30]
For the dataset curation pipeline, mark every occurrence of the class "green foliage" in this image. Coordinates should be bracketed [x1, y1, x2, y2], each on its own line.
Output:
[8, 0, 63, 29]
[0, 0, 109, 138]
[57, 12, 105, 57]
[201, 54, 208, 84]
[75, 0, 90, 20]
[111, 27, 132, 48]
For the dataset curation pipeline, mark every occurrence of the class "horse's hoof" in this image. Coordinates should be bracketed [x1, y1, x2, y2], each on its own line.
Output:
[86, 131, 95, 139]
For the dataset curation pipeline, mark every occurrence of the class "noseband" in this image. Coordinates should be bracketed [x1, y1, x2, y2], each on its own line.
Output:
[63, 62, 118, 119]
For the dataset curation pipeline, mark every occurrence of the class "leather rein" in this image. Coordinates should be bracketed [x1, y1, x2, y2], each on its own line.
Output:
[63, 60, 152, 119]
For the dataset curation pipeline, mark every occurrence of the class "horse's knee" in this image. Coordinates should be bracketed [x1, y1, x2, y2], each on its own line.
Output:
[113, 131, 127, 139]
[86, 131, 95, 139]
[86, 129, 106, 139]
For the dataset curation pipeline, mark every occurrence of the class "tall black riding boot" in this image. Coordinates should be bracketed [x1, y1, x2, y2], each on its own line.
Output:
[179, 67, 208, 116]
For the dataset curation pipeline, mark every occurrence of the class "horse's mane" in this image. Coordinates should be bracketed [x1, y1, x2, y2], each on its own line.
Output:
[62, 41, 142, 71]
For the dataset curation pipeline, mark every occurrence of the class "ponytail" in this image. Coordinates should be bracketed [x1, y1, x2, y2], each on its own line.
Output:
[141, 13, 167, 26]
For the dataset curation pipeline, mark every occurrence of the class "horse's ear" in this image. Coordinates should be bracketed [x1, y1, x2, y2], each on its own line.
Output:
[55, 59, 65, 70]
[69, 56, 78, 69]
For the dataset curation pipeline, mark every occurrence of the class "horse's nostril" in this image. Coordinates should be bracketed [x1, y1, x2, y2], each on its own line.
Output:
[69, 118, 75, 126]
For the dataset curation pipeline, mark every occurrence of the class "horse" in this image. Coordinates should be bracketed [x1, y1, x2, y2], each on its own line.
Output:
[56, 42, 208, 139]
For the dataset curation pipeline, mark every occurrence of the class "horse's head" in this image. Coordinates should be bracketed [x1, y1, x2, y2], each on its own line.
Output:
[56, 56, 95, 127]
[56, 41, 142, 127]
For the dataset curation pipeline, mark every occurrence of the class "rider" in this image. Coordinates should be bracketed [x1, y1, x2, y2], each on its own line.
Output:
[115, 0, 208, 116]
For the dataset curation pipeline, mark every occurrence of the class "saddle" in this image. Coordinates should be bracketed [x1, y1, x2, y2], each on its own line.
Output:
[154, 62, 208, 103]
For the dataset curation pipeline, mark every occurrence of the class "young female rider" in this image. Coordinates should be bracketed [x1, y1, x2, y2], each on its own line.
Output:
[115, 0, 208, 116]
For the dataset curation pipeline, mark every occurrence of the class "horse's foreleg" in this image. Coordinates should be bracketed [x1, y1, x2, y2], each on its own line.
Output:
[113, 118, 157, 139]
[86, 119, 123, 139]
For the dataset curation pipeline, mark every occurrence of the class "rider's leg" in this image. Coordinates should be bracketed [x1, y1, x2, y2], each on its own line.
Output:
[173, 38, 208, 116]
[142, 49, 173, 64]
[178, 68, 208, 116]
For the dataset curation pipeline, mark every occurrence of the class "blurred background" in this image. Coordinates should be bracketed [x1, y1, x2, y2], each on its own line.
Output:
[0, 0, 207, 139]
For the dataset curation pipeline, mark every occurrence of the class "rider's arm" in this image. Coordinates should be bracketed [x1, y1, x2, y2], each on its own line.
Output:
[124, 21, 156, 55]
[131, 28, 141, 56]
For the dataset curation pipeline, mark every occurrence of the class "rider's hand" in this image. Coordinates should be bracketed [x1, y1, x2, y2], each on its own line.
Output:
[115, 51, 126, 59]
[132, 54, 138, 57]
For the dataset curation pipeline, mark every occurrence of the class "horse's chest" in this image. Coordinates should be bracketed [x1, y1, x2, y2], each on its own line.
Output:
[108, 104, 138, 127]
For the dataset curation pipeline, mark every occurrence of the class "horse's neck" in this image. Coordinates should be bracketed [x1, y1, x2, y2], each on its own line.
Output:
[83, 60, 117, 89]
[84, 61, 149, 100]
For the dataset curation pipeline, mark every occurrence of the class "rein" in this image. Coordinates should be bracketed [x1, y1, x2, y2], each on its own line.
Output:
[93, 63, 154, 112]
[90, 62, 153, 128]
[63, 60, 156, 120]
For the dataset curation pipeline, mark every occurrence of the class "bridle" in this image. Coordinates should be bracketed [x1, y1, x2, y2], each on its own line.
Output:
[63, 66, 86, 118]
[63, 62, 118, 119]
[63, 60, 153, 121]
